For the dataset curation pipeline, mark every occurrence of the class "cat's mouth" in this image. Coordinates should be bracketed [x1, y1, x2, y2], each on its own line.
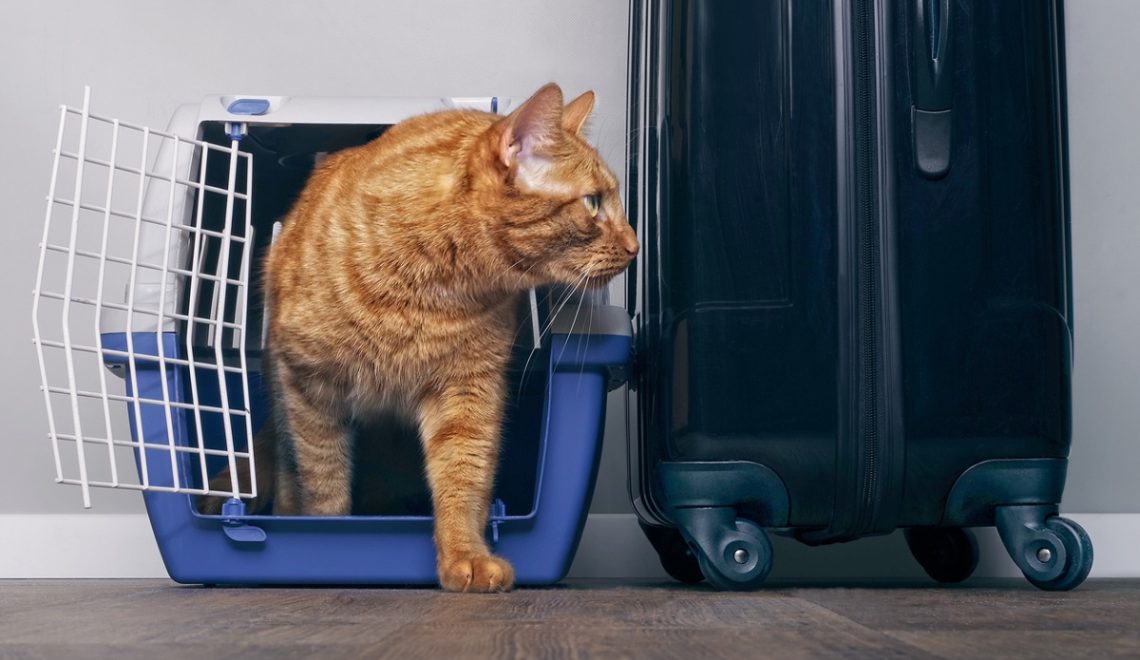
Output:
[583, 264, 632, 289]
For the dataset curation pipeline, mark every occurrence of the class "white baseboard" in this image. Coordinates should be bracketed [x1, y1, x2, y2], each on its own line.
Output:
[0, 513, 1136, 580]
[0, 514, 168, 579]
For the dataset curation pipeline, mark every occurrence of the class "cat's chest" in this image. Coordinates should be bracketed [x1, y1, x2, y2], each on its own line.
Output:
[340, 313, 512, 416]
[274, 282, 517, 412]
[343, 302, 514, 375]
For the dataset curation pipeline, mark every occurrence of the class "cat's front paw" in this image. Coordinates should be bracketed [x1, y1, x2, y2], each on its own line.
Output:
[438, 554, 515, 593]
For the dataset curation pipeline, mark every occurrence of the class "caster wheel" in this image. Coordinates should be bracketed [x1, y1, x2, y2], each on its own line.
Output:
[641, 523, 705, 584]
[904, 527, 979, 584]
[1023, 517, 1094, 591]
[695, 519, 772, 591]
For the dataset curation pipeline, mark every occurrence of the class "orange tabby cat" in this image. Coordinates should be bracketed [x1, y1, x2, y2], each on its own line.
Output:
[201, 83, 637, 592]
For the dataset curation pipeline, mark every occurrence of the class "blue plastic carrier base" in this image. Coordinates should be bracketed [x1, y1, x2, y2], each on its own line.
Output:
[102, 328, 629, 585]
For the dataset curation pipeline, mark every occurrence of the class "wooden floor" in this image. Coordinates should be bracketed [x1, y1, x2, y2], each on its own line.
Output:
[1, 579, 1138, 658]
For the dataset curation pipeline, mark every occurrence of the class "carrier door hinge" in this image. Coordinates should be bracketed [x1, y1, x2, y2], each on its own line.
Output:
[220, 497, 267, 545]
[224, 122, 247, 142]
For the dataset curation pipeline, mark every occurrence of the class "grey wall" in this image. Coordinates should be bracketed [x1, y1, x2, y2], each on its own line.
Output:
[1062, 0, 1140, 512]
[1, 0, 1136, 522]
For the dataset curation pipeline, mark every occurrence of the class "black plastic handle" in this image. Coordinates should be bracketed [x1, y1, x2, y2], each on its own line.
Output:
[910, 0, 954, 178]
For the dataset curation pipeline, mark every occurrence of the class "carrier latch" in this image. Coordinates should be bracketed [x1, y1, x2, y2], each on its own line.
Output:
[220, 497, 267, 545]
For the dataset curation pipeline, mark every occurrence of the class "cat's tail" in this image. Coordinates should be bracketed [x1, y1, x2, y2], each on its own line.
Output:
[196, 422, 278, 515]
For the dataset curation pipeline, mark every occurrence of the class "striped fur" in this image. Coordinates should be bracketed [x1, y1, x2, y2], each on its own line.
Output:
[201, 84, 637, 592]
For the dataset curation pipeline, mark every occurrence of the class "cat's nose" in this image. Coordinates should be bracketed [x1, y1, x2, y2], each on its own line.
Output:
[621, 234, 639, 256]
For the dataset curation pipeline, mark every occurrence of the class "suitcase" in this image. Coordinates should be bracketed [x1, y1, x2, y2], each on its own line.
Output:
[625, 0, 1092, 590]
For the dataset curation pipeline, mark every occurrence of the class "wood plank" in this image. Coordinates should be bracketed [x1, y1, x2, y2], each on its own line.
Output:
[884, 630, 1140, 660]
[790, 580, 1140, 632]
[0, 579, 1135, 659]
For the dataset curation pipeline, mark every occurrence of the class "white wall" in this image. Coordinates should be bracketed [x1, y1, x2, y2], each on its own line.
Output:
[0, 0, 1136, 578]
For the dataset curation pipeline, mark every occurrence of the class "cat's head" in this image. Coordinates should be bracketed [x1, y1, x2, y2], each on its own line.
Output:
[475, 83, 639, 290]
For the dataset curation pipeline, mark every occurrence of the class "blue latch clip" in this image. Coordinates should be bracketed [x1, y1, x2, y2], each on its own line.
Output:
[220, 497, 267, 545]
[226, 98, 271, 116]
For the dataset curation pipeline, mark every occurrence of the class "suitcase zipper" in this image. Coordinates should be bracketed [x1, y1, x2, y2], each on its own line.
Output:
[795, 0, 895, 547]
[798, 0, 891, 545]
[854, 0, 881, 533]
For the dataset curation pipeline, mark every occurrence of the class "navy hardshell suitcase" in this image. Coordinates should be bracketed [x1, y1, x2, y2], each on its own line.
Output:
[625, 0, 1092, 589]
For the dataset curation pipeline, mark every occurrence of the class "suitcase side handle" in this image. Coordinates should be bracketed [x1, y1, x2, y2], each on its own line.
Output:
[910, 0, 954, 179]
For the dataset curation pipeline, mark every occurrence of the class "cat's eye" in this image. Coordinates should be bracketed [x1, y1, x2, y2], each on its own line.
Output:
[582, 193, 601, 218]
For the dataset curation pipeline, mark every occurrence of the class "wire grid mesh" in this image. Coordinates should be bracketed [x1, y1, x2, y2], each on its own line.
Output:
[32, 87, 258, 508]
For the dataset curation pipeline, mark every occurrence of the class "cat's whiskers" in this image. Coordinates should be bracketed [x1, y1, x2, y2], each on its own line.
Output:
[576, 294, 595, 395]
[508, 285, 557, 353]
[554, 272, 590, 368]
[527, 277, 584, 360]
[516, 284, 574, 397]
[509, 259, 541, 291]
[504, 255, 532, 283]
[517, 273, 588, 399]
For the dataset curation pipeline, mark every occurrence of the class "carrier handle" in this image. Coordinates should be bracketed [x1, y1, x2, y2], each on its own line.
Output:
[910, 0, 954, 179]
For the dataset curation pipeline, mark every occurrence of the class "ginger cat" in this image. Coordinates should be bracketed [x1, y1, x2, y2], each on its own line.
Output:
[201, 83, 638, 592]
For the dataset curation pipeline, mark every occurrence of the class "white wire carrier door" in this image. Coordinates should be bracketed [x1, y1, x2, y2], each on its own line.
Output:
[32, 87, 258, 508]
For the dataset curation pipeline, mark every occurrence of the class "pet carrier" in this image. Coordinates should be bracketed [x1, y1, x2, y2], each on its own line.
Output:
[32, 88, 631, 585]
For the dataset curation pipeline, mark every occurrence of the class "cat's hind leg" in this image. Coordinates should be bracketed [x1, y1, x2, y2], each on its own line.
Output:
[277, 368, 353, 516]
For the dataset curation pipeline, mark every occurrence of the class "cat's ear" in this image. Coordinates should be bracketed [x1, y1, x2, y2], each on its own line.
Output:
[499, 83, 565, 169]
[562, 91, 595, 135]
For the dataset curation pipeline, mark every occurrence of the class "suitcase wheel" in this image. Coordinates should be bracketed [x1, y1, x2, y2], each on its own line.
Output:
[995, 506, 1095, 591]
[640, 523, 706, 584]
[904, 527, 979, 584]
[693, 518, 773, 591]
[1020, 516, 1094, 591]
